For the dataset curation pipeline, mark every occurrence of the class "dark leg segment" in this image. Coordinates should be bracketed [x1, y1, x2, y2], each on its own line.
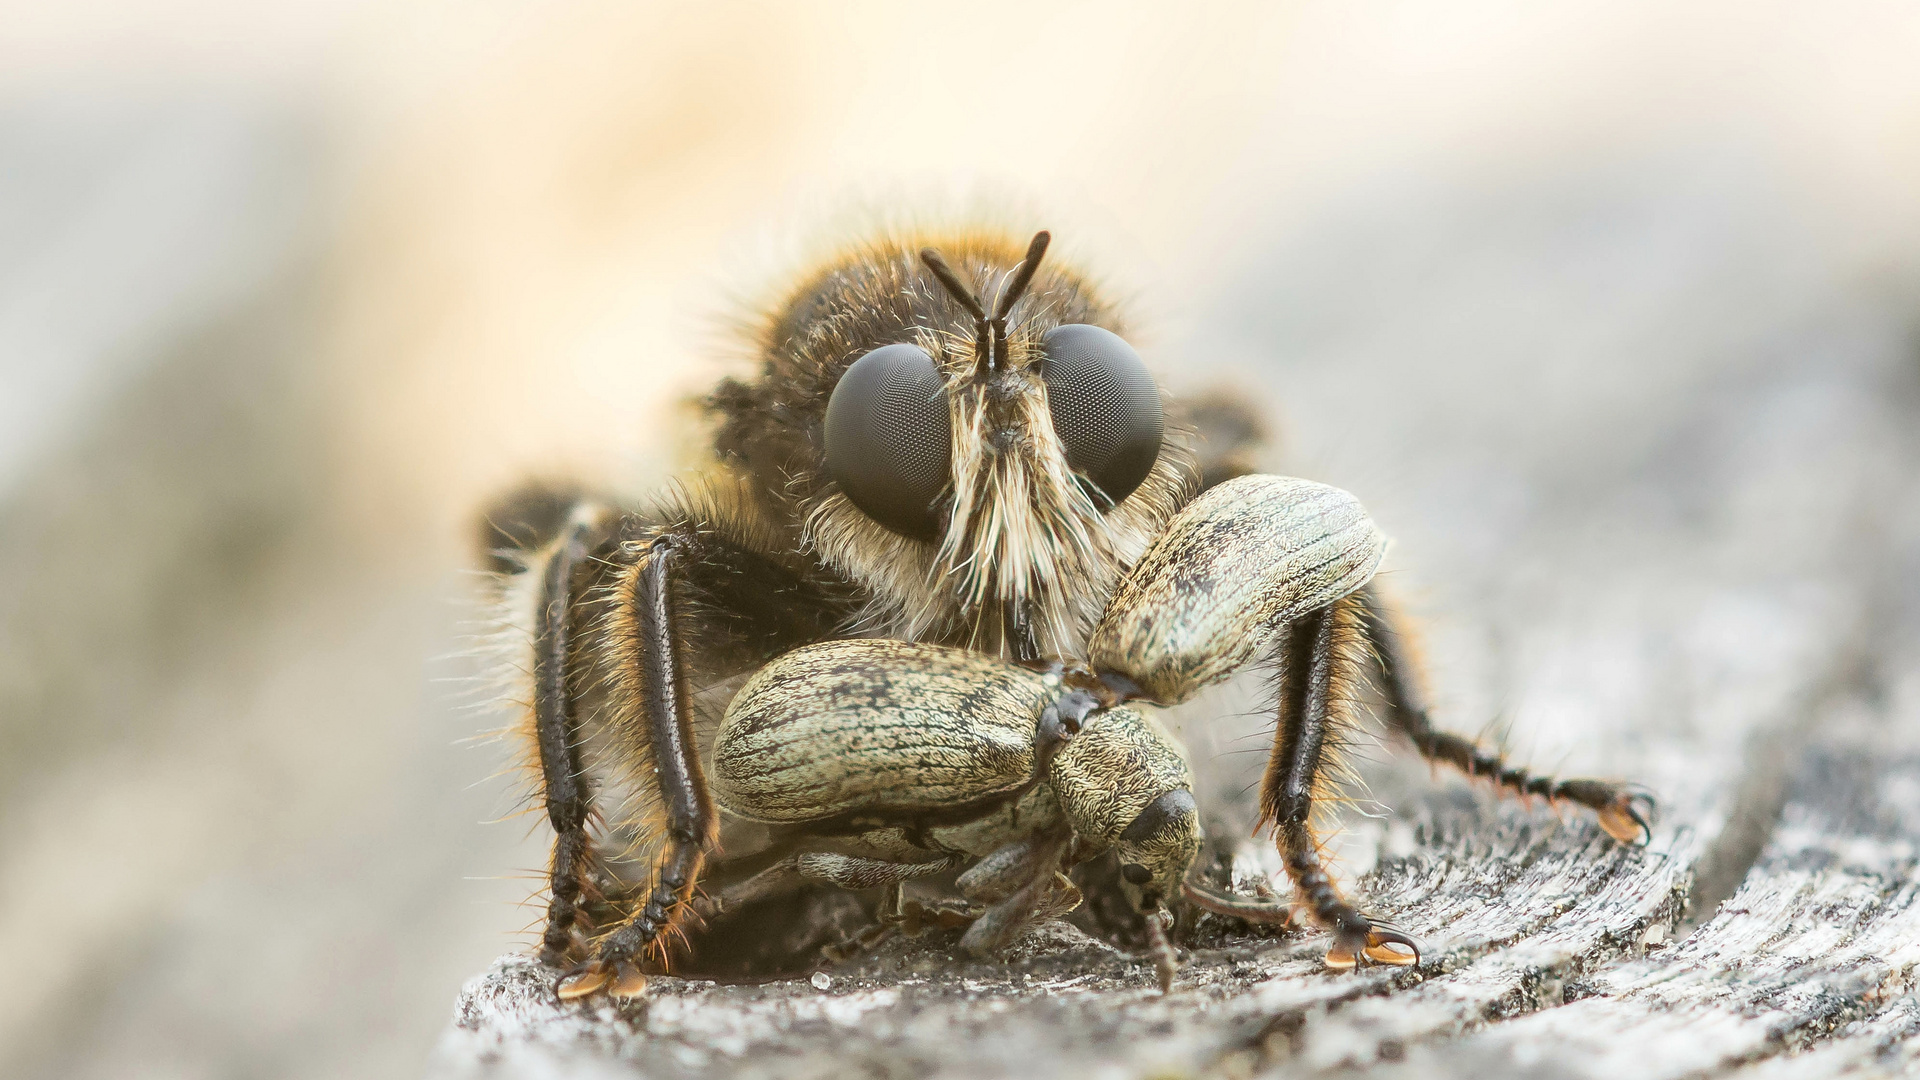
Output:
[560, 535, 721, 999]
[1358, 583, 1652, 844]
[489, 480, 861, 1001]
[532, 511, 610, 965]
[1261, 597, 1418, 969]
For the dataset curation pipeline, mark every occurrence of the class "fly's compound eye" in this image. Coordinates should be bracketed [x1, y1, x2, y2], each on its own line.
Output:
[824, 343, 951, 540]
[1040, 324, 1164, 508]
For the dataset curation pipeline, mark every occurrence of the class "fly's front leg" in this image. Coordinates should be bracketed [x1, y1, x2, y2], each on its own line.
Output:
[489, 480, 854, 1000]
[1358, 584, 1653, 844]
[559, 534, 717, 1000]
[538, 498, 857, 1001]
[526, 505, 616, 968]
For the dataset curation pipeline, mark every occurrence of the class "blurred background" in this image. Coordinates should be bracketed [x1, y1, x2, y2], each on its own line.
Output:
[3, 2, 1919, 1077]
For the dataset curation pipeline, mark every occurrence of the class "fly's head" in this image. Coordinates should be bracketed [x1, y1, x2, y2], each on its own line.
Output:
[765, 229, 1193, 657]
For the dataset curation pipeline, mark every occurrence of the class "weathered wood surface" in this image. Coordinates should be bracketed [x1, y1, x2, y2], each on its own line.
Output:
[430, 221, 1920, 1077]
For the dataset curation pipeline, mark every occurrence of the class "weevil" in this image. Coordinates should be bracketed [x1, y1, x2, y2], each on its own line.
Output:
[701, 637, 1198, 991]
[477, 227, 1653, 1000]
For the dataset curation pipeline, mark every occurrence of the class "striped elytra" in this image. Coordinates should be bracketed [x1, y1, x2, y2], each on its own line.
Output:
[1087, 474, 1386, 705]
[711, 639, 1055, 823]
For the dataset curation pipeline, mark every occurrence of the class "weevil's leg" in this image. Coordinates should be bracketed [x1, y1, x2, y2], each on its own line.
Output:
[1358, 583, 1653, 845]
[782, 853, 968, 963]
[1031, 873, 1085, 922]
[698, 848, 961, 924]
[1181, 869, 1306, 926]
[529, 506, 616, 967]
[822, 922, 898, 965]
[1143, 908, 1180, 993]
[1264, 597, 1420, 970]
[958, 834, 1079, 955]
[955, 836, 1083, 927]
[956, 837, 1058, 903]
[698, 854, 806, 921]
[795, 851, 966, 890]
[895, 897, 978, 936]
[958, 872, 1074, 956]
[820, 884, 939, 964]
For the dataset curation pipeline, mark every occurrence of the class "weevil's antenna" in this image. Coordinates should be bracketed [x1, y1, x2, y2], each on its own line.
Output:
[920, 230, 1051, 374]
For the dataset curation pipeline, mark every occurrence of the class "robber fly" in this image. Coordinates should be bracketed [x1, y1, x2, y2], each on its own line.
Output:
[477, 228, 1651, 999]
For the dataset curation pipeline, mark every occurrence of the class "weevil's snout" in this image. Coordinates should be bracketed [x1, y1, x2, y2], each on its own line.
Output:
[1115, 788, 1201, 915]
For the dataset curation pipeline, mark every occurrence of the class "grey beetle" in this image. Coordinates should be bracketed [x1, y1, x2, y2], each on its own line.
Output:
[704, 638, 1199, 990]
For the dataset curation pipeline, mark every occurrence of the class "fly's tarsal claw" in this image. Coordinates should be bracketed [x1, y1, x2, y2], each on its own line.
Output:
[556, 956, 649, 1002]
[555, 960, 612, 1001]
[1597, 791, 1656, 846]
[608, 960, 649, 999]
[1361, 922, 1420, 966]
[1325, 920, 1420, 971]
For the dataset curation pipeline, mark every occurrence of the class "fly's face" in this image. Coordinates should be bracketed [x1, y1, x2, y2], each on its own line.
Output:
[812, 232, 1187, 657]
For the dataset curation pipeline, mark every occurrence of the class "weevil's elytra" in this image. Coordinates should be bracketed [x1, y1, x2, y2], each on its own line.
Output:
[476, 224, 1654, 1001]
[712, 640, 1051, 823]
[706, 639, 1201, 987]
[1087, 474, 1388, 705]
[710, 640, 1193, 868]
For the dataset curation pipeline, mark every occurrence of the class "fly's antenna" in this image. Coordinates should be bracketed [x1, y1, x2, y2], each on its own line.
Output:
[919, 248, 986, 321]
[990, 231, 1050, 371]
[919, 246, 989, 368]
[993, 231, 1050, 323]
[920, 230, 1050, 373]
